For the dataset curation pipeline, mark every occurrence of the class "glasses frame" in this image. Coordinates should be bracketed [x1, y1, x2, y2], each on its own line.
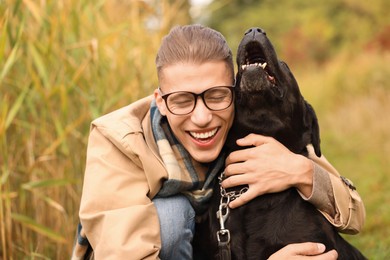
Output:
[158, 85, 235, 115]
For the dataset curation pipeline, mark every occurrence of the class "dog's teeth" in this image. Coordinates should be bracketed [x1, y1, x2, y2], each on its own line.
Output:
[242, 63, 267, 70]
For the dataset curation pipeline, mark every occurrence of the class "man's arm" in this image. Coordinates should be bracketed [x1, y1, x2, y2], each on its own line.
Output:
[79, 126, 161, 259]
[222, 134, 365, 234]
[300, 144, 366, 234]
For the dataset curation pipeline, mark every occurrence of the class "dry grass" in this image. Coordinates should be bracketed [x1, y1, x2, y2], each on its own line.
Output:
[0, 0, 189, 258]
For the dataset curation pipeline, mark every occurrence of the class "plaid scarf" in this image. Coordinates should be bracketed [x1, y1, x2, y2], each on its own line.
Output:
[150, 100, 225, 214]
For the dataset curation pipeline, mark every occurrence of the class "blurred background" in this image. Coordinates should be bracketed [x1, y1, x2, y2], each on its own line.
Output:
[0, 0, 389, 258]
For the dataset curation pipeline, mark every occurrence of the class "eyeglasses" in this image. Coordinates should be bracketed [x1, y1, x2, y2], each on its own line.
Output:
[159, 86, 234, 115]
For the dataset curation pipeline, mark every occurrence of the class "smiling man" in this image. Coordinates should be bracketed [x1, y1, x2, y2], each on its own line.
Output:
[155, 61, 234, 163]
[73, 24, 364, 260]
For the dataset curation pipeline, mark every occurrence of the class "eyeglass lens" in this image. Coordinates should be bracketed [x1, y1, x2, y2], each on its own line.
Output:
[165, 86, 233, 115]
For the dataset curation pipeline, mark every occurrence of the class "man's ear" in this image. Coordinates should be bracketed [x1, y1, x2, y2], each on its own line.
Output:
[154, 89, 167, 116]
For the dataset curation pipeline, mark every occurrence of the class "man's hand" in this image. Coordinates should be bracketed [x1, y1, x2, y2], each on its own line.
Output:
[222, 134, 314, 208]
[268, 243, 338, 259]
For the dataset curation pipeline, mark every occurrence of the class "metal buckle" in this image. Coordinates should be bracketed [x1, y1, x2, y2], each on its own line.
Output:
[217, 229, 231, 244]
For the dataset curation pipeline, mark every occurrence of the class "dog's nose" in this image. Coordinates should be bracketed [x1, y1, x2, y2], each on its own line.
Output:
[244, 27, 266, 36]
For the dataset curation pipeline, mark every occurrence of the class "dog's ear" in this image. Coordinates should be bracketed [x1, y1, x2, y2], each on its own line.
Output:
[304, 102, 321, 157]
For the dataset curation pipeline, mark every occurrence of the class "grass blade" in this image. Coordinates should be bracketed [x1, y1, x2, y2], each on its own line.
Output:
[4, 85, 29, 130]
[0, 41, 19, 84]
[23, 0, 43, 24]
[28, 43, 49, 88]
[11, 213, 66, 243]
[21, 178, 72, 190]
[0, 9, 9, 63]
[0, 11, 24, 83]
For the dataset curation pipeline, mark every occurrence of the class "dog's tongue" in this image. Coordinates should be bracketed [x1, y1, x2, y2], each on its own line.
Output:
[268, 75, 275, 83]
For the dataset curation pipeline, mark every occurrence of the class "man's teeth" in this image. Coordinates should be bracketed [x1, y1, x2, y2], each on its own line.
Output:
[190, 128, 218, 139]
[241, 62, 267, 70]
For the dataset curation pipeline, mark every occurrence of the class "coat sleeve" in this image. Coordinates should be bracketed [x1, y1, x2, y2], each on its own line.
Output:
[79, 126, 161, 259]
[301, 145, 366, 235]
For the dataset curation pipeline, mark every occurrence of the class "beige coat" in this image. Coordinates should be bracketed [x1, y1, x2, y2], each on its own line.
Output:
[79, 95, 365, 260]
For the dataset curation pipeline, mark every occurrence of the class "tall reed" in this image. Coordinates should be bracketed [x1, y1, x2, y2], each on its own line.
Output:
[0, 0, 190, 258]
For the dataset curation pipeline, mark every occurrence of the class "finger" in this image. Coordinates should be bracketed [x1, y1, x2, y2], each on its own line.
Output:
[285, 242, 326, 255]
[283, 243, 338, 259]
[228, 188, 257, 208]
[225, 146, 258, 165]
[221, 174, 252, 188]
[315, 250, 338, 260]
[225, 149, 248, 165]
[223, 161, 250, 177]
[236, 133, 273, 147]
[268, 243, 338, 260]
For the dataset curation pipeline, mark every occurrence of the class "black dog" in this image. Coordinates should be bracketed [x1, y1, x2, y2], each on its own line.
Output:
[193, 28, 366, 260]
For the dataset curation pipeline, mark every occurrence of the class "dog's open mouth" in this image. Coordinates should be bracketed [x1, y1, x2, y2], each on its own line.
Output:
[240, 42, 276, 85]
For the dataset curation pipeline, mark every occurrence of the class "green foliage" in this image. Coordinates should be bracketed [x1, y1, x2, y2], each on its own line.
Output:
[205, 0, 390, 65]
[295, 52, 390, 258]
[0, 0, 389, 258]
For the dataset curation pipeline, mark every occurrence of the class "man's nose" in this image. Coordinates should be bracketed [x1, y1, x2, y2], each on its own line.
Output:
[190, 97, 212, 126]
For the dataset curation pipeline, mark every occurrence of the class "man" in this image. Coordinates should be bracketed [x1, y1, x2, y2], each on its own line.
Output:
[73, 24, 365, 259]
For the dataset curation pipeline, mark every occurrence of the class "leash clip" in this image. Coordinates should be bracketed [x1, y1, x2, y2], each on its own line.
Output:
[216, 172, 232, 260]
[217, 229, 230, 244]
[217, 200, 230, 230]
[216, 197, 231, 245]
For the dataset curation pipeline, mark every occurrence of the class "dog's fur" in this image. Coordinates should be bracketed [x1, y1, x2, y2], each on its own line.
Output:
[193, 28, 365, 260]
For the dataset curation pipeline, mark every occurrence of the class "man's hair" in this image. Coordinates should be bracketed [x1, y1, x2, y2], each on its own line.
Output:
[156, 24, 234, 81]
